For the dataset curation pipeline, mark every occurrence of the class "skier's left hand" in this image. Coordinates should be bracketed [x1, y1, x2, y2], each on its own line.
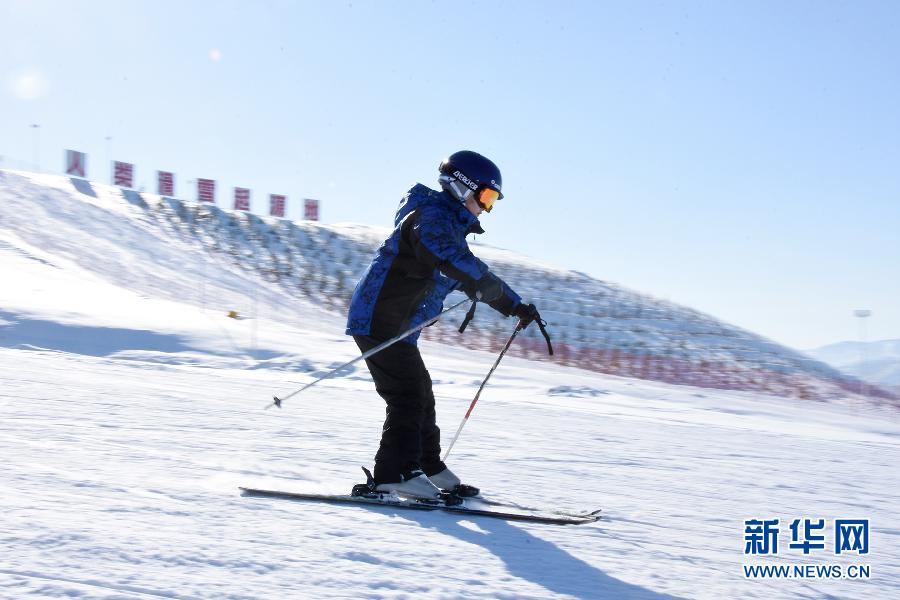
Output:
[463, 273, 504, 303]
[513, 303, 541, 329]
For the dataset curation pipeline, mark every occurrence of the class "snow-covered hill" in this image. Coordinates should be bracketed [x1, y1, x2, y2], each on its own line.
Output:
[2, 169, 899, 598]
[1, 170, 889, 404]
[807, 340, 900, 386]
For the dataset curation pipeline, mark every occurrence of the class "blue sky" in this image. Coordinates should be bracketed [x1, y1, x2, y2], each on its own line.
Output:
[2, 0, 898, 350]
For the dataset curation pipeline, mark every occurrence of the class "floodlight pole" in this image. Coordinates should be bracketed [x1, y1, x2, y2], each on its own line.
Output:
[30, 124, 40, 172]
[105, 136, 113, 182]
[853, 309, 871, 396]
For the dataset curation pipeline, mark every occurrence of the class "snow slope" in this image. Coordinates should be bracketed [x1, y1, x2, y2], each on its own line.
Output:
[2, 170, 899, 599]
[1, 169, 879, 404]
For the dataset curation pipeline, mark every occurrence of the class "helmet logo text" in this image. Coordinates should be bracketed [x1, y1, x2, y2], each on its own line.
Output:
[453, 170, 479, 191]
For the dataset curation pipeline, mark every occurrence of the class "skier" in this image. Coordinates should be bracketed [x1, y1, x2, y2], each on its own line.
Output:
[346, 150, 541, 499]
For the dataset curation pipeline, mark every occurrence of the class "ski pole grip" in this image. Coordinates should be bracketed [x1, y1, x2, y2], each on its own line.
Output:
[537, 319, 554, 355]
[459, 301, 478, 333]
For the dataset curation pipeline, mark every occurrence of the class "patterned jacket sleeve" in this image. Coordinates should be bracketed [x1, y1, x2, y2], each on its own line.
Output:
[409, 206, 521, 316]
[410, 205, 483, 282]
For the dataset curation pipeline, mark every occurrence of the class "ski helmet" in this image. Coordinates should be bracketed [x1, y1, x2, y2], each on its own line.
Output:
[438, 150, 503, 212]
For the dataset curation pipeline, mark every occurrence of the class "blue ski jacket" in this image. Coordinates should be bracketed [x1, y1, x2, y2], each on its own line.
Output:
[346, 183, 521, 345]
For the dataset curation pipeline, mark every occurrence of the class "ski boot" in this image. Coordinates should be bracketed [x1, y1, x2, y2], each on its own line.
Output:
[429, 468, 480, 498]
[352, 467, 442, 502]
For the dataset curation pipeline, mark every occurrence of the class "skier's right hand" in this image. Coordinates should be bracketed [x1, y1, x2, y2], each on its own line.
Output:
[513, 303, 542, 329]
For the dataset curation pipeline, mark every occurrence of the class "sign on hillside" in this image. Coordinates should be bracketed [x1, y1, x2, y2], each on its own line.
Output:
[270, 194, 286, 217]
[65, 150, 87, 177]
[234, 187, 250, 211]
[197, 178, 215, 203]
[113, 161, 134, 188]
[304, 198, 319, 221]
[157, 171, 175, 196]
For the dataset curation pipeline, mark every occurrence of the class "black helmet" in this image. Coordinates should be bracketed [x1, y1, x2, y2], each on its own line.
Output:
[438, 150, 503, 211]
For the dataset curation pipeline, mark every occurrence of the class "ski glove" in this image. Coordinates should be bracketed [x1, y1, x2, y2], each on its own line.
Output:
[514, 303, 554, 356]
[463, 272, 504, 303]
[513, 303, 542, 329]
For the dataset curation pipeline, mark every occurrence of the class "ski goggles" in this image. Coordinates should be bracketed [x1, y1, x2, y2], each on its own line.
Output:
[477, 187, 501, 212]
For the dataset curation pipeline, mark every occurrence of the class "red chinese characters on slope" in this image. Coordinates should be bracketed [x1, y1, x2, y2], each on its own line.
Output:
[157, 171, 175, 196]
[58, 153, 323, 220]
[113, 161, 134, 188]
[65, 150, 87, 177]
[270, 194, 286, 217]
[234, 187, 250, 211]
[304, 198, 319, 221]
[197, 179, 215, 203]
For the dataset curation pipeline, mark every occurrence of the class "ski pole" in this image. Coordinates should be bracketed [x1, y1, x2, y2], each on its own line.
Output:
[442, 319, 525, 461]
[266, 297, 470, 410]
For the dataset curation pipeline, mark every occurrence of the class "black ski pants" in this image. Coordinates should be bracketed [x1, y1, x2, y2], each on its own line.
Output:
[354, 335, 447, 484]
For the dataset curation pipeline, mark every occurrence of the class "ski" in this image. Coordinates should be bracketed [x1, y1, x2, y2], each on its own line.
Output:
[450, 493, 597, 520]
[239, 487, 600, 526]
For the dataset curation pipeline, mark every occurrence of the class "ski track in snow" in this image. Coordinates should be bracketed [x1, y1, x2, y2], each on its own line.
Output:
[1, 171, 899, 599]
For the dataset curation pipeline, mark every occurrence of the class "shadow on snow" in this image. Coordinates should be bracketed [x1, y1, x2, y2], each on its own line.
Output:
[0, 309, 194, 357]
[396, 510, 684, 599]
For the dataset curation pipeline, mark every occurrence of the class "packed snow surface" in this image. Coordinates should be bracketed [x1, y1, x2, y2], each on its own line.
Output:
[1, 171, 898, 599]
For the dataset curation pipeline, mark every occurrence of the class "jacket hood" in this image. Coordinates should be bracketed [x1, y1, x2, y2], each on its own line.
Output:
[403, 183, 485, 235]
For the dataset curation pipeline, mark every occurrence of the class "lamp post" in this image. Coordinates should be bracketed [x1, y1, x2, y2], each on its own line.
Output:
[30, 124, 40, 171]
[105, 136, 112, 182]
[853, 309, 871, 396]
